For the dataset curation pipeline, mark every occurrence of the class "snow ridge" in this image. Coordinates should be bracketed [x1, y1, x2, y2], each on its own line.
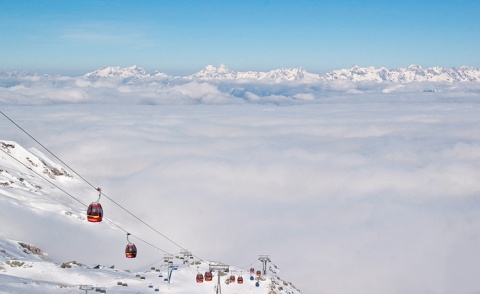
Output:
[83, 65, 148, 79]
[80, 64, 480, 83]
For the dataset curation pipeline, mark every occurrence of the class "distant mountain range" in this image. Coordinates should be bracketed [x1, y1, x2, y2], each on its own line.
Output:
[80, 64, 480, 83]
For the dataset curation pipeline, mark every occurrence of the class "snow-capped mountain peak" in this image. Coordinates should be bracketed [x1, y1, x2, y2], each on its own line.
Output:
[190, 64, 237, 80]
[83, 65, 148, 79]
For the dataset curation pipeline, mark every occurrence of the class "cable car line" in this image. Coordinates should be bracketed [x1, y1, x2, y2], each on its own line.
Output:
[0, 147, 86, 208]
[0, 145, 174, 256]
[1, 109, 202, 260]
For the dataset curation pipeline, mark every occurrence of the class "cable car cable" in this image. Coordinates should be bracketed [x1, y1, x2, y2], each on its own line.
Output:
[1, 110, 201, 259]
[0, 146, 174, 256]
[0, 147, 86, 208]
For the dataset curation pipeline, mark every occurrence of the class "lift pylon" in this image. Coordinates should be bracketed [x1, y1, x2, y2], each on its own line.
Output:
[258, 254, 271, 275]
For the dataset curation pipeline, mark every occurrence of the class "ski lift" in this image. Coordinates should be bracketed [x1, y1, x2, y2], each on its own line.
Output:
[256, 270, 261, 277]
[229, 275, 235, 283]
[125, 233, 137, 258]
[205, 271, 213, 281]
[237, 276, 244, 284]
[87, 188, 103, 222]
[196, 273, 204, 283]
[250, 267, 255, 274]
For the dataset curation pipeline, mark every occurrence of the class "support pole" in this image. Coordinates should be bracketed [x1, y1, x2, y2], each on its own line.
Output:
[209, 263, 229, 294]
[216, 270, 221, 294]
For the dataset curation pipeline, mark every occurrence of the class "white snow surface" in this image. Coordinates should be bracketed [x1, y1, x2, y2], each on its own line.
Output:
[0, 140, 299, 294]
[0, 234, 289, 294]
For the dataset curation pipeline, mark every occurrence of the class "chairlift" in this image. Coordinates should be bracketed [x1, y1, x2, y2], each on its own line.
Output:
[87, 188, 103, 222]
[125, 233, 137, 258]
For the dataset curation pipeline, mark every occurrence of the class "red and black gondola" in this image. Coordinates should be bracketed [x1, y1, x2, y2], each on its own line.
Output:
[87, 188, 103, 222]
[125, 233, 137, 258]
[87, 202, 103, 222]
[205, 271, 213, 281]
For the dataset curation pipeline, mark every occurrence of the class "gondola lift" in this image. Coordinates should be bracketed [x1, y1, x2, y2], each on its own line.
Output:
[205, 271, 213, 281]
[87, 187, 103, 222]
[125, 233, 137, 258]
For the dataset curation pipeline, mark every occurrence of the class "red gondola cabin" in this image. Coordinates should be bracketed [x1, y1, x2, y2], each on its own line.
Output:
[237, 276, 244, 284]
[125, 243, 137, 258]
[205, 271, 213, 281]
[87, 203, 103, 222]
[196, 273, 204, 283]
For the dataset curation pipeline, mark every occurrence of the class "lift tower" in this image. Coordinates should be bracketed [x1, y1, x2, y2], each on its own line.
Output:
[258, 255, 271, 275]
[209, 263, 229, 294]
[180, 249, 192, 265]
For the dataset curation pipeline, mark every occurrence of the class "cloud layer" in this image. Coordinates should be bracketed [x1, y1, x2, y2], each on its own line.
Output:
[2, 98, 480, 293]
[2, 68, 480, 106]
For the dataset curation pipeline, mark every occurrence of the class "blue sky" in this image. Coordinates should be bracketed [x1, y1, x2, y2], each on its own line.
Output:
[1, 0, 479, 75]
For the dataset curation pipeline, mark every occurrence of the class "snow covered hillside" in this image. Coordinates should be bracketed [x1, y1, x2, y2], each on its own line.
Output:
[0, 140, 301, 293]
[0, 236, 298, 294]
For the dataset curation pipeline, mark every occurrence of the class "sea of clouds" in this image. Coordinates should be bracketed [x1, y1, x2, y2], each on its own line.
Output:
[1, 75, 480, 294]
[1, 73, 480, 106]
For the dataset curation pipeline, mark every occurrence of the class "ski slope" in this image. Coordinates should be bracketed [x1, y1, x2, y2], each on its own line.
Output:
[0, 139, 300, 293]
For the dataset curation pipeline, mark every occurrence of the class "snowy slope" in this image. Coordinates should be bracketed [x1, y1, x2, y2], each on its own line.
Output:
[0, 140, 301, 293]
[0, 237, 298, 294]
